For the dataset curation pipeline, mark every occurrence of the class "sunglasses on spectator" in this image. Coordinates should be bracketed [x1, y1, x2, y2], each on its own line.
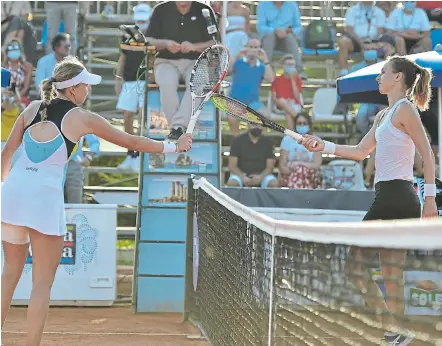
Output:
[7, 44, 21, 51]
[296, 122, 309, 126]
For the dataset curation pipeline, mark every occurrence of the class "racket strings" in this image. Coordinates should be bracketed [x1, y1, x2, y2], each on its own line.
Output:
[191, 47, 229, 96]
[212, 96, 261, 124]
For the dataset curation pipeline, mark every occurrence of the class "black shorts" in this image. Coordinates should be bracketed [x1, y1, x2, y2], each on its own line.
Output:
[363, 179, 421, 221]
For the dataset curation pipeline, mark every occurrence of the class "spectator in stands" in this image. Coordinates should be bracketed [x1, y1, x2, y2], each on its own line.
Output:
[228, 37, 274, 136]
[257, 1, 305, 79]
[1, 87, 21, 150]
[3, 40, 32, 106]
[225, 2, 250, 59]
[386, 1, 432, 55]
[279, 113, 321, 189]
[1, 1, 32, 49]
[337, 1, 386, 76]
[115, 3, 151, 172]
[417, 1, 442, 25]
[227, 125, 278, 188]
[35, 33, 72, 93]
[65, 134, 100, 203]
[146, 1, 216, 140]
[46, 1, 82, 54]
[271, 54, 303, 131]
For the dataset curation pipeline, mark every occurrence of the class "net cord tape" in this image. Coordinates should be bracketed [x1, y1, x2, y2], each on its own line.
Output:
[193, 177, 442, 250]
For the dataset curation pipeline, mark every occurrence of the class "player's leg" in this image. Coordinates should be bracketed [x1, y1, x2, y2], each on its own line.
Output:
[1, 224, 30, 327]
[379, 249, 407, 320]
[26, 229, 64, 346]
[344, 246, 392, 324]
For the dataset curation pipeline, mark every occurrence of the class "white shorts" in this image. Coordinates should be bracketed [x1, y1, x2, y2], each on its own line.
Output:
[116, 81, 145, 113]
[1, 222, 30, 244]
[228, 174, 277, 188]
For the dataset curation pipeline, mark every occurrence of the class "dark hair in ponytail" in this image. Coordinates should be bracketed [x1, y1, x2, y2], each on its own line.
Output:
[389, 56, 433, 111]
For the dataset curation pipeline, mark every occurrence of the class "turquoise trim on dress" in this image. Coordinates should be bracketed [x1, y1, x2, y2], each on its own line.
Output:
[23, 131, 64, 164]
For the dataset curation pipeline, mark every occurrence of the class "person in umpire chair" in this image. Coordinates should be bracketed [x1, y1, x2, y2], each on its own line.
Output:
[146, 1, 218, 140]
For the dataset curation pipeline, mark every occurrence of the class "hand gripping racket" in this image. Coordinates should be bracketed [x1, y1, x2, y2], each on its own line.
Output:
[211, 93, 305, 141]
[186, 44, 229, 135]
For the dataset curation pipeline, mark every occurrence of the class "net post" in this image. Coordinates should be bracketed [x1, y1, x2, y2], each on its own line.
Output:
[184, 176, 195, 322]
[267, 228, 276, 346]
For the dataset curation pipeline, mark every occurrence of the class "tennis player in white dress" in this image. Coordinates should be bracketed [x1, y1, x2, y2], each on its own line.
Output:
[1, 57, 192, 345]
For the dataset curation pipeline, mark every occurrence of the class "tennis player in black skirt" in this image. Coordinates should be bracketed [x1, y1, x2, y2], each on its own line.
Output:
[300, 56, 438, 345]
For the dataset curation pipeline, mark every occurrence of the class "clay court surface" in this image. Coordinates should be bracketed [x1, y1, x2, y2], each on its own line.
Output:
[2, 306, 209, 346]
[3, 306, 442, 345]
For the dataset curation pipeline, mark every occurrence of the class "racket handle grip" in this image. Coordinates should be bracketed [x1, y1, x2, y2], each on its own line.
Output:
[186, 118, 197, 134]
[284, 129, 302, 141]
[284, 129, 318, 148]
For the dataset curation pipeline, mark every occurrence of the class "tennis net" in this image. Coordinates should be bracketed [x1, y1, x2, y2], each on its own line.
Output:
[184, 177, 442, 346]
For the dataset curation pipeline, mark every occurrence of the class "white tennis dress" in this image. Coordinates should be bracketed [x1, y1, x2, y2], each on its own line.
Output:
[1, 99, 79, 244]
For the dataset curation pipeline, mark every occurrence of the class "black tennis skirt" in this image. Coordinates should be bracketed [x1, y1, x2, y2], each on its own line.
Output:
[363, 179, 421, 221]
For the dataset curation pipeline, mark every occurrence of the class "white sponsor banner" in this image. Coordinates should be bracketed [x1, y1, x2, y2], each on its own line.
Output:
[1, 204, 117, 306]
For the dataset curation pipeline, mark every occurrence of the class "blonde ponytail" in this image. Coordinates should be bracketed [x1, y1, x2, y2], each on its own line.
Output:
[410, 66, 432, 112]
[38, 56, 85, 121]
[39, 78, 57, 120]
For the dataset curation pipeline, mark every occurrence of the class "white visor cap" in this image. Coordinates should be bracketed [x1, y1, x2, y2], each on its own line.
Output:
[53, 68, 102, 89]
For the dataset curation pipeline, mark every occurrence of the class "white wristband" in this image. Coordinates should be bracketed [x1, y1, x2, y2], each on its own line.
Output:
[162, 141, 177, 153]
[424, 184, 436, 197]
[322, 141, 336, 155]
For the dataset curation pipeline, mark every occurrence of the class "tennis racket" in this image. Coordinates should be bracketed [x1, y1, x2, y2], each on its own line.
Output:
[211, 93, 306, 142]
[186, 44, 230, 135]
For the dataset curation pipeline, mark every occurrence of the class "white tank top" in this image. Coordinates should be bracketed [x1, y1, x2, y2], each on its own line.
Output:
[374, 98, 415, 184]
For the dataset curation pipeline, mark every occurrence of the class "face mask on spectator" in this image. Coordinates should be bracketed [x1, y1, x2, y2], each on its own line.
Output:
[1, 94, 15, 104]
[250, 127, 262, 137]
[364, 50, 378, 61]
[284, 66, 295, 75]
[296, 125, 310, 135]
[136, 22, 149, 31]
[7, 50, 21, 60]
[403, 1, 416, 11]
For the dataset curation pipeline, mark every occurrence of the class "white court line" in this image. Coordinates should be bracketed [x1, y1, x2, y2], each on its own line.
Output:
[3, 331, 195, 337]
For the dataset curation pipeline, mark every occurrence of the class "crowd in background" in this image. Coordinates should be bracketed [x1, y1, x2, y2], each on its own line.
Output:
[1, 1, 441, 195]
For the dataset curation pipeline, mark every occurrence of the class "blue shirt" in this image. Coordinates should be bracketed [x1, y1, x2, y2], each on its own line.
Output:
[257, 2, 302, 38]
[229, 58, 265, 105]
[35, 53, 58, 92]
[70, 134, 100, 162]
